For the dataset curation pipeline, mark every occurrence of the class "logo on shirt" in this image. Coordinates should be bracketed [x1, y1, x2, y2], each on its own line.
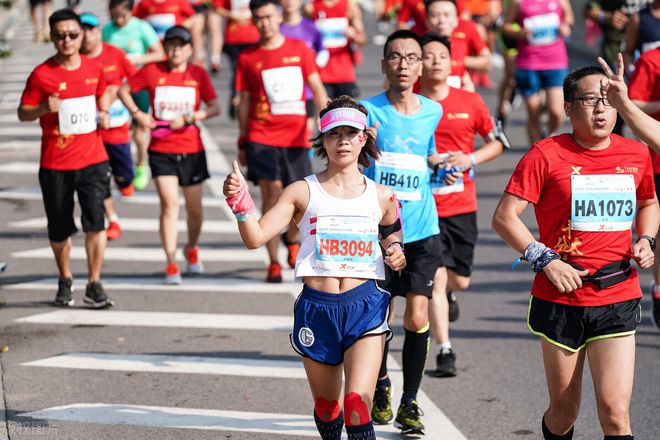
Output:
[383, 135, 420, 154]
[298, 327, 315, 347]
[104, 65, 118, 73]
[158, 77, 167, 85]
[615, 165, 638, 174]
[570, 166, 582, 175]
[58, 82, 67, 92]
[183, 80, 199, 87]
[85, 78, 99, 85]
[447, 113, 469, 120]
[555, 221, 583, 256]
[283, 56, 301, 64]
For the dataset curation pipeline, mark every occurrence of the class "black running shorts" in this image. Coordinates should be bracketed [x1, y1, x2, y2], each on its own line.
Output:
[245, 142, 311, 186]
[438, 211, 478, 277]
[383, 234, 444, 298]
[39, 161, 111, 242]
[149, 150, 210, 186]
[527, 296, 641, 352]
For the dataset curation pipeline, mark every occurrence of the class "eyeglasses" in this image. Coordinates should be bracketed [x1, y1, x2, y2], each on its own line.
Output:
[385, 52, 422, 65]
[53, 32, 80, 41]
[570, 96, 612, 107]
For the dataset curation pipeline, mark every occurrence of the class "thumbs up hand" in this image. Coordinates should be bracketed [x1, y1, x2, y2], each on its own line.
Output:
[223, 160, 245, 198]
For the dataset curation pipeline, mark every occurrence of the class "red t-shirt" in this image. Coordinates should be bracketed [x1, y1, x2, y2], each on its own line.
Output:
[628, 47, 660, 174]
[505, 134, 656, 306]
[213, 0, 260, 45]
[398, 0, 428, 35]
[129, 61, 217, 154]
[432, 88, 493, 217]
[236, 38, 318, 148]
[21, 56, 109, 171]
[450, 19, 486, 77]
[134, 0, 195, 38]
[311, 0, 355, 83]
[92, 43, 137, 145]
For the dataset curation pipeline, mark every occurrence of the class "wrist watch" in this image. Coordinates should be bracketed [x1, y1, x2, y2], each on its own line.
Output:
[638, 235, 656, 252]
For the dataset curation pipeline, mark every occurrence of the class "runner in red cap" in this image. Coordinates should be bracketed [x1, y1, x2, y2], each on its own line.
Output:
[81, 12, 137, 241]
[120, 25, 220, 284]
[18, 8, 115, 308]
[235, 0, 328, 283]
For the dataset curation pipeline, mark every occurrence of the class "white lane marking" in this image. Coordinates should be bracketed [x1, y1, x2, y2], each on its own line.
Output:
[14, 310, 293, 331]
[5, 276, 299, 294]
[0, 125, 42, 136]
[19, 403, 416, 438]
[0, 187, 228, 207]
[0, 161, 38, 173]
[0, 140, 39, 151]
[9, 217, 237, 234]
[22, 352, 307, 379]
[12, 246, 268, 264]
[0, 112, 22, 123]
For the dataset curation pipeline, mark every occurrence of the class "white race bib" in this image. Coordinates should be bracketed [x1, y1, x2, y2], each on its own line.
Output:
[447, 75, 462, 89]
[146, 13, 176, 39]
[154, 86, 196, 121]
[431, 176, 464, 195]
[571, 174, 636, 232]
[641, 40, 660, 53]
[58, 95, 97, 135]
[315, 215, 379, 272]
[261, 66, 305, 115]
[373, 151, 427, 201]
[108, 98, 131, 128]
[524, 13, 560, 46]
[316, 17, 349, 49]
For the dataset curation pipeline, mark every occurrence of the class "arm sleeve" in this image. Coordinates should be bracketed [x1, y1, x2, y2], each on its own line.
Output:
[467, 21, 487, 54]
[119, 50, 138, 79]
[504, 145, 548, 204]
[474, 94, 494, 137]
[199, 68, 218, 102]
[97, 64, 109, 98]
[141, 20, 161, 49]
[128, 65, 149, 93]
[20, 71, 45, 106]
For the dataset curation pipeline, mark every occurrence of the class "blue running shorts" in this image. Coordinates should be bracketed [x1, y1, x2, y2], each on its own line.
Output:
[290, 280, 392, 366]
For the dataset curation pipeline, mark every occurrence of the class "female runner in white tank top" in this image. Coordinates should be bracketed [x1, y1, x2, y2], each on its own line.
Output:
[223, 96, 406, 440]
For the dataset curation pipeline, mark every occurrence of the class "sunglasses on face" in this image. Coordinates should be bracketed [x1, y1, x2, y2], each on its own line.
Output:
[53, 32, 80, 41]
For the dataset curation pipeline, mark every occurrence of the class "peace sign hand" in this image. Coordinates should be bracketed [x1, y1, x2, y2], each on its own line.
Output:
[597, 53, 628, 112]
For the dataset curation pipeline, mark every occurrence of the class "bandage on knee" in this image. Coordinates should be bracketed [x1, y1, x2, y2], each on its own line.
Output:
[344, 392, 370, 426]
[314, 397, 342, 422]
[225, 184, 254, 221]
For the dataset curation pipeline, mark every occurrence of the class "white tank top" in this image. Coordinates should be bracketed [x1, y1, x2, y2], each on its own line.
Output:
[295, 174, 385, 282]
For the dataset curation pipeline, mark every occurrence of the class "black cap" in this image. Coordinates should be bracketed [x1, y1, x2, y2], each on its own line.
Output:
[164, 25, 192, 44]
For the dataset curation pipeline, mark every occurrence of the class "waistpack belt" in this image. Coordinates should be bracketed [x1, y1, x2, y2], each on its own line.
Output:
[567, 260, 632, 289]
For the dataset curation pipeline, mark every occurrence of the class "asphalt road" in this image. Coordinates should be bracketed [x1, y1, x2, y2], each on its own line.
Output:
[0, 1, 658, 439]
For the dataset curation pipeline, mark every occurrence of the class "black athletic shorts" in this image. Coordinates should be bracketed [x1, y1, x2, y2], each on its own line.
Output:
[654, 173, 659, 201]
[383, 234, 444, 298]
[438, 211, 478, 277]
[104, 142, 134, 188]
[39, 161, 110, 242]
[306, 99, 315, 118]
[245, 142, 311, 186]
[193, 3, 210, 13]
[148, 150, 210, 186]
[527, 296, 641, 352]
[324, 82, 360, 99]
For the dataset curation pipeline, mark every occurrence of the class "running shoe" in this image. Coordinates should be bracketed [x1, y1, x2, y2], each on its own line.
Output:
[652, 283, 660, 331]
[394, 400, 425, 435]
[184, 245, 204, 274]
[434, 348, 457, 377]
[266, 262, 282, 283]
[119, 183, 134, 197]
[0, 261, 6, 273]
[133, 165, 149, 191]
[372, 384, 394, 425]
[83, 281, 115, 309]
[54, 277, 75, 307]
[106, 220, 122, 241]
[165, 263, 182, 285]
[281, 233, 300, 269]
[448, 291, 460, 322]
[210, 55, 221, 74]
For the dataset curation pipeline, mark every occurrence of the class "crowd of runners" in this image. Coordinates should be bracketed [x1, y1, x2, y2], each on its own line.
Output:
[11, 0, 660, 438]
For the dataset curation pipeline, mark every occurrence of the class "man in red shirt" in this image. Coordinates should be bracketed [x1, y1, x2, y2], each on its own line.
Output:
[304, 0, 367, 98]
[80, 12, 137, 242]
[18, 9, 116, 309]
[236, 0, 328, 282]
[418, 33, 506, 377]
[425, 0, 491, 90]
[493, 66, 658, 440]
[628, 46, 660, 330]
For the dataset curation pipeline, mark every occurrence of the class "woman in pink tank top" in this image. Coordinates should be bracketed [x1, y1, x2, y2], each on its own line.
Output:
[503, 0, 574, 144]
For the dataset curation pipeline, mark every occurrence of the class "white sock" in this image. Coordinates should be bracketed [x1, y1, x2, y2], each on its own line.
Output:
[108, 214, 119, 222]
[436, 342, 451, 354]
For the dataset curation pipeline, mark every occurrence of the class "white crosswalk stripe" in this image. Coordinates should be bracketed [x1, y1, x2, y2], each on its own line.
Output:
[9, 217, 238, 234]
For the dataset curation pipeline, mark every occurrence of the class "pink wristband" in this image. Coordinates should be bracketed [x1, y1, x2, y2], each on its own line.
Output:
[225, 184, 254, 220]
